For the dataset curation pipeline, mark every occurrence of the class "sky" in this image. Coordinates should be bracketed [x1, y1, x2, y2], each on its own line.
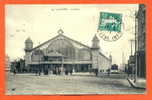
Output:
[5, 4, 138, 66]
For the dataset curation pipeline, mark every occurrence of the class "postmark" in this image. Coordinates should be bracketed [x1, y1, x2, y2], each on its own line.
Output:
[98, 12, 123, 42]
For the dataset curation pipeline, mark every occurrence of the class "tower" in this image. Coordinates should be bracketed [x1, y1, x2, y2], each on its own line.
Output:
[25, 37, 33, 52]
[92, 34, 100, 49]
[24, 37, 33, 68]
[91, 35, 100, 71]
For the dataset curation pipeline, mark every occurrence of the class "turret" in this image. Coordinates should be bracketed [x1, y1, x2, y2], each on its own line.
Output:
[25, 37, 33, 52]
[91, 35, 100, 70]
[92, 34, 100, 49]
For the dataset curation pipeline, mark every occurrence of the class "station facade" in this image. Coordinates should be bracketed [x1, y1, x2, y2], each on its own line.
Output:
[24, 29, 112, 75]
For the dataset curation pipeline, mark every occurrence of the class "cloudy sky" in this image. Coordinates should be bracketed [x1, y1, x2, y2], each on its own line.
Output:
[5, 4, 138, 66]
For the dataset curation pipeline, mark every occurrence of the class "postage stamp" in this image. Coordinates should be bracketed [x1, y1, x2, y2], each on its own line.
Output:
[98, 12, 123, 42]
[98, 12, 122, 32]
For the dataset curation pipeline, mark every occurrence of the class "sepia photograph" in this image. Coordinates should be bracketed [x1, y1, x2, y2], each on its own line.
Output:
[5, 4, 146, 95]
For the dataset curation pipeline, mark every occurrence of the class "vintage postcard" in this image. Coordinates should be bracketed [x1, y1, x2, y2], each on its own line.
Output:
[1, 1, 152, 100]
[5, 4, 146, 95]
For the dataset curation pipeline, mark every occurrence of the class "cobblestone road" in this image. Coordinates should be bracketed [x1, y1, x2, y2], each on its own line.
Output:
[6, 72, 145, 95]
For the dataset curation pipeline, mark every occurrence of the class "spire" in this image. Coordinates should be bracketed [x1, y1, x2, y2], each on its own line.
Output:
[92, 34, 99, 42]
[92, 34, 100, 49]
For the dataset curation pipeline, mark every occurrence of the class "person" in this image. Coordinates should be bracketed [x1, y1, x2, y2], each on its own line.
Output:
[35, 68, 38, 76]
[127, 66, 132, 78]
[95, 69, 98, 76]
[65, 69, 68, 75]
[53, 68, 55, 75]
[55, 67, 58, 75]
[70, 68, 73, 75]
[13, 68, 16, 77]
[107, 68, 110, 76]
[38, 69, 41, 76]
[58, 67, 61, 75]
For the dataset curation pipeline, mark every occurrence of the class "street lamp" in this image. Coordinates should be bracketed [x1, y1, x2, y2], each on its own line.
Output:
[129, 39, 135, 80]
[134, 11, 138, 83]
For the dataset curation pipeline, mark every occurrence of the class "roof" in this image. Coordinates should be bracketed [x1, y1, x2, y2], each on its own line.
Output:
[92, 35, 99, 41]
[99, 52, 110, 61]
[32, 33, 91, 50]
[31, 30, 109, 60]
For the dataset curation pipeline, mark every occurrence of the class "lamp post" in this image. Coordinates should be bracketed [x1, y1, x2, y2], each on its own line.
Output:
[38, 42, 41, 76]
[134, 11, 138, 83]
[129, 39, 135, 80]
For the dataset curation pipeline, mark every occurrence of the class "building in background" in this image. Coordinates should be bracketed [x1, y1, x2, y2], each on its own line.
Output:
[135, 4, 146, 78]
[5, 55, 11, 72]
[24, 29, 112, 75]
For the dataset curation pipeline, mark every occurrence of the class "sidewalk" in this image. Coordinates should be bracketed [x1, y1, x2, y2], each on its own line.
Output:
[127, 77, 146, 89]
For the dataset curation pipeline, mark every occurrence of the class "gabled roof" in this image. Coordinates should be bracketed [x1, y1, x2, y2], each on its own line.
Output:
[32, 35, 59, 50]
[32, 33, 91, 51]
[60, 34, 91, 49]
[31, 31, 109, 61]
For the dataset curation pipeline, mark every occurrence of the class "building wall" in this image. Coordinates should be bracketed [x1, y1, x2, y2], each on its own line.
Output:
[26, 38, 92, 64]
[91, 49, 99, 69]
[24, 52, 31, 66]
[137, 6, 145, 51]
[6, 55, 11, 71]
[91, 49, 111, 73]
[77, 48, 91, 60]
[98, 54, 111, 73]
[24, 34, 111, 74]
[136, 4, 146, 78]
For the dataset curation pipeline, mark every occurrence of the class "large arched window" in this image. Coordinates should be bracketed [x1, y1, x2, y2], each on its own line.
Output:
[78, 48, 91, 60]
[47, 39, 75, 60]
[31, 49, 44, 62]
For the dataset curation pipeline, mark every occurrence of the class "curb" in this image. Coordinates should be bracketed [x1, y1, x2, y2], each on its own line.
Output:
[127, 78, 145, 89]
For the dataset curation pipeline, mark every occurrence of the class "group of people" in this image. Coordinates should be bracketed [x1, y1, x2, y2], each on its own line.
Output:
[52, 67, 62, 75]
[35, 69, 42, 76]
[52, 67, 73, 75]
[34, 67, 73, 76]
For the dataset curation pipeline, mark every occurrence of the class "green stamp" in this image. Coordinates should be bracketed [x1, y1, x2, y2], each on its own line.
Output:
[98, 12, 122, 32]
[98, 12, 123, 42]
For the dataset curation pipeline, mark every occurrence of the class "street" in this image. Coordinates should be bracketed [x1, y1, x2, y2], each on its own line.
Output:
[6, 72, 145, 95]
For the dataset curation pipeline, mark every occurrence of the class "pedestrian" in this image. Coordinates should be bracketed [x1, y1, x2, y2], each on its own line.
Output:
[55, 67, 58, 75]
[38, 69, 41, 76]
[107, 68, 110, 76]
[35, 69, 38, 76]
[95, 69, 98, 76]
[65, 69, 68, 75]
[70, 69, 72, 75]
[13, 68, 16, 77]
[58, 67, 61, 75]
[127, 66, 132, 78]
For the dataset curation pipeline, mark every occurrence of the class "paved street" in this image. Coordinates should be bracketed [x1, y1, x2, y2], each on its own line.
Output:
[6, 72, 145, 95]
